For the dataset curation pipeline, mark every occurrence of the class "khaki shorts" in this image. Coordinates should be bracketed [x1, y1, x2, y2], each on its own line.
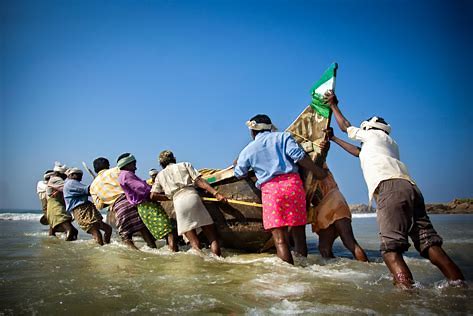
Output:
[376, 179, 442, 256]
[72, 202, 103, 233]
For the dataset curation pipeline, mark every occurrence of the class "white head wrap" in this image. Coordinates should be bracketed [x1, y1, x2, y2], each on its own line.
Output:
[245, 120, 278, 132]
[53, 161, 68, 173]
[360, 117, 391, 134]
[149, 169, 158, 177]
[65, 167, 83, 176]
[43, 170, 55, 180]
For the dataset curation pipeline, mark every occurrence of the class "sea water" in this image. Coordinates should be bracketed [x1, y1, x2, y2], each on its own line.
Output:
[0, 210, 472, 315]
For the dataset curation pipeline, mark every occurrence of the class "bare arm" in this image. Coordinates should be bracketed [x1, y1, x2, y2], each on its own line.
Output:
[332, 135, 361, 157]
[194, 176, 227, 202]
[150, 192, 170, 202]
[297, 156, 327, 179]
[324, 91, 351, 133]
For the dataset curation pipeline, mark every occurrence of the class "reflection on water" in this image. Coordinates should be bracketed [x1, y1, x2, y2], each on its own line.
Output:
[0, 215, 472, 315]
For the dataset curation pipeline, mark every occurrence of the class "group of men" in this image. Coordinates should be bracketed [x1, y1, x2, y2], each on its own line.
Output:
[35, 90, 466, 289]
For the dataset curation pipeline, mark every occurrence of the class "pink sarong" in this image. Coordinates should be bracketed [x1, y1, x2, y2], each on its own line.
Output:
[260, 173, 307, 230]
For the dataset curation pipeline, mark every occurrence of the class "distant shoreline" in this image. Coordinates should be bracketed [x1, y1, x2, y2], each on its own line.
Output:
[350, 198, 473, 215]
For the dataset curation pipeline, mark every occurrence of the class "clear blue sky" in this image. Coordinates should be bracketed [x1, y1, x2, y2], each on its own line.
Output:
[1, 0, 472, 210]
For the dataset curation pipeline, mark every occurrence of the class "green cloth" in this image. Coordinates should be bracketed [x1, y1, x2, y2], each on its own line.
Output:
[47, 196, 72, 229]
[137, 201, 172, 240]
[309, 62, 338, 118]
[117, 155, 136, 169]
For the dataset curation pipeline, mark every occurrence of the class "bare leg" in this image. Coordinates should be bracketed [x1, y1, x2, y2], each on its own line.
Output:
[139, 228, 157, 248]
[334, 218, 369, 262]
[167, 232, 178, 252]
[184, 229, 201, 251]
[201, 224, 221, 256]
[100, 222, 112, 244]
[382, 251, 414, 289]
[62, 222, 78, 241]
[88, 224, 104, 246]
[123, 239, 139, 250]
[49, 227, 56, 236]
[424, 245, 465, 281]
[318, 225, 337, 258]
[290, 225, 307, 257]
[271, 227, 293, 264]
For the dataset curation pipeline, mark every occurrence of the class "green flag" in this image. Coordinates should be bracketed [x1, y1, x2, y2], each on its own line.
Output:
[309, 63, 338, 118]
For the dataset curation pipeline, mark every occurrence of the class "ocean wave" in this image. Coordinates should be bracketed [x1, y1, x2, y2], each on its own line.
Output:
[352, 213, 377, 218]
[0, 213, 42, 221]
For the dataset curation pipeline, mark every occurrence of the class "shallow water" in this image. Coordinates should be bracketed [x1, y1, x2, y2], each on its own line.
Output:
[0, 212, 472, 315]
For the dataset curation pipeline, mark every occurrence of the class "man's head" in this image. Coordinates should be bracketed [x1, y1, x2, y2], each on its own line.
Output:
[360, 116, 391, 134]
[93, 157, 110, 173]
[65, 168, 83, 181]
[245, 114, 277, 139]
[43, 169, 54, 182]
[149, 168, 158, 180]
[53, 162, 68, 180]
[117, 153, 137, 172]
[159, 150, 176, 168]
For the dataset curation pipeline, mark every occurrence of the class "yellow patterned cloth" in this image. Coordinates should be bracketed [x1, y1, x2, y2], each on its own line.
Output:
[137, 201, 172, 240]
[90, 167, 123, 210]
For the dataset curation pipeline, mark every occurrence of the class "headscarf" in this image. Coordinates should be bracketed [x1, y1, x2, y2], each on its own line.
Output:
[360, 116, 391, 134]
[149, 169, 158, 177]
[117, 154, 136, 169]
[43, 170, 55, 181]
[65, 167, 83, 176]
[245, 120, 277, 132]
[53, 161, 68, 173]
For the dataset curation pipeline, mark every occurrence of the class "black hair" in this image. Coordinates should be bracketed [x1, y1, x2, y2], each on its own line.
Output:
[116, 153, 131, 163]
[93, 157, 110, 173]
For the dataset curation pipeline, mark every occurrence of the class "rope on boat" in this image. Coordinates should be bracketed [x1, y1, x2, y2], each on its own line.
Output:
[202, 197, 262, 208]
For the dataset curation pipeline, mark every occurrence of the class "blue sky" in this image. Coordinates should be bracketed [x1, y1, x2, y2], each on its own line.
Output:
[1, 0, 472, 210]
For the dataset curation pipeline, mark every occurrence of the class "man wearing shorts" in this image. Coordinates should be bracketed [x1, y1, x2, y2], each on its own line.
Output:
[325, 91, 464, 288]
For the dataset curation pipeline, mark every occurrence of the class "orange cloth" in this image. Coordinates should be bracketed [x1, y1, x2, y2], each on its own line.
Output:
[308, 170, 352, 233]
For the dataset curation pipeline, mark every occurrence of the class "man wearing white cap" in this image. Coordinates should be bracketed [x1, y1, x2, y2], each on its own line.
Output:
[64, 168, 112, 245]
[324, 90, 465, 288]
[146, 169, 158, 186]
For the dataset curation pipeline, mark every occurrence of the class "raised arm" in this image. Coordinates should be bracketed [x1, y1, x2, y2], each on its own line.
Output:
[297, 156, 327, 179]
[325, 127, 361, 157]
[324, 90, 351, 133]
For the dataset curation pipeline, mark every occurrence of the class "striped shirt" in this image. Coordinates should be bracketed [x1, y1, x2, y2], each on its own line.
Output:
[90, 167, 123, 210]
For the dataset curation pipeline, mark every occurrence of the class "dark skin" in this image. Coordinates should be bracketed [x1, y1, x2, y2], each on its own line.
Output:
[67, 172, 112, 245]
[239, 129, 328, 264]
[48, 189, 78, 240]
[121, 161, 178, 252]
[313, 140, 368, 262]
[325, 90, 464, 288]
[149, 163, 227, 256]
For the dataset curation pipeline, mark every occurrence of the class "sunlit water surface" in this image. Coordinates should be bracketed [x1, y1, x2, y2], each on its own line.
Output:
[1, 211, 472, 315]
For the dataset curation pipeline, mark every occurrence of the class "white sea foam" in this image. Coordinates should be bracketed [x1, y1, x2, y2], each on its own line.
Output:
[352, 213, 377, 218]
[0, 213, 42, 221]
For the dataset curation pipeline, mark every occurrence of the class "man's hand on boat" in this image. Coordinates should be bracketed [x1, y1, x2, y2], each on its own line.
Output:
[194, 176, 228, 203]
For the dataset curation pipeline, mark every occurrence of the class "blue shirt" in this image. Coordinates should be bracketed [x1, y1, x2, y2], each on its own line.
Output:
[234, 131, 306, 188]
[63, 179, 90, 213]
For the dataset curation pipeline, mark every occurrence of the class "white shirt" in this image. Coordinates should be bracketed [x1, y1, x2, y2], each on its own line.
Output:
[36, 180, 48, 200]
[347, 126, 414, 201]
[152, 162, 201, 199]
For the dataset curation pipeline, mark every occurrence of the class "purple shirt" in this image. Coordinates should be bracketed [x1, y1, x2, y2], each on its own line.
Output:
[118, 170, 151, 206]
